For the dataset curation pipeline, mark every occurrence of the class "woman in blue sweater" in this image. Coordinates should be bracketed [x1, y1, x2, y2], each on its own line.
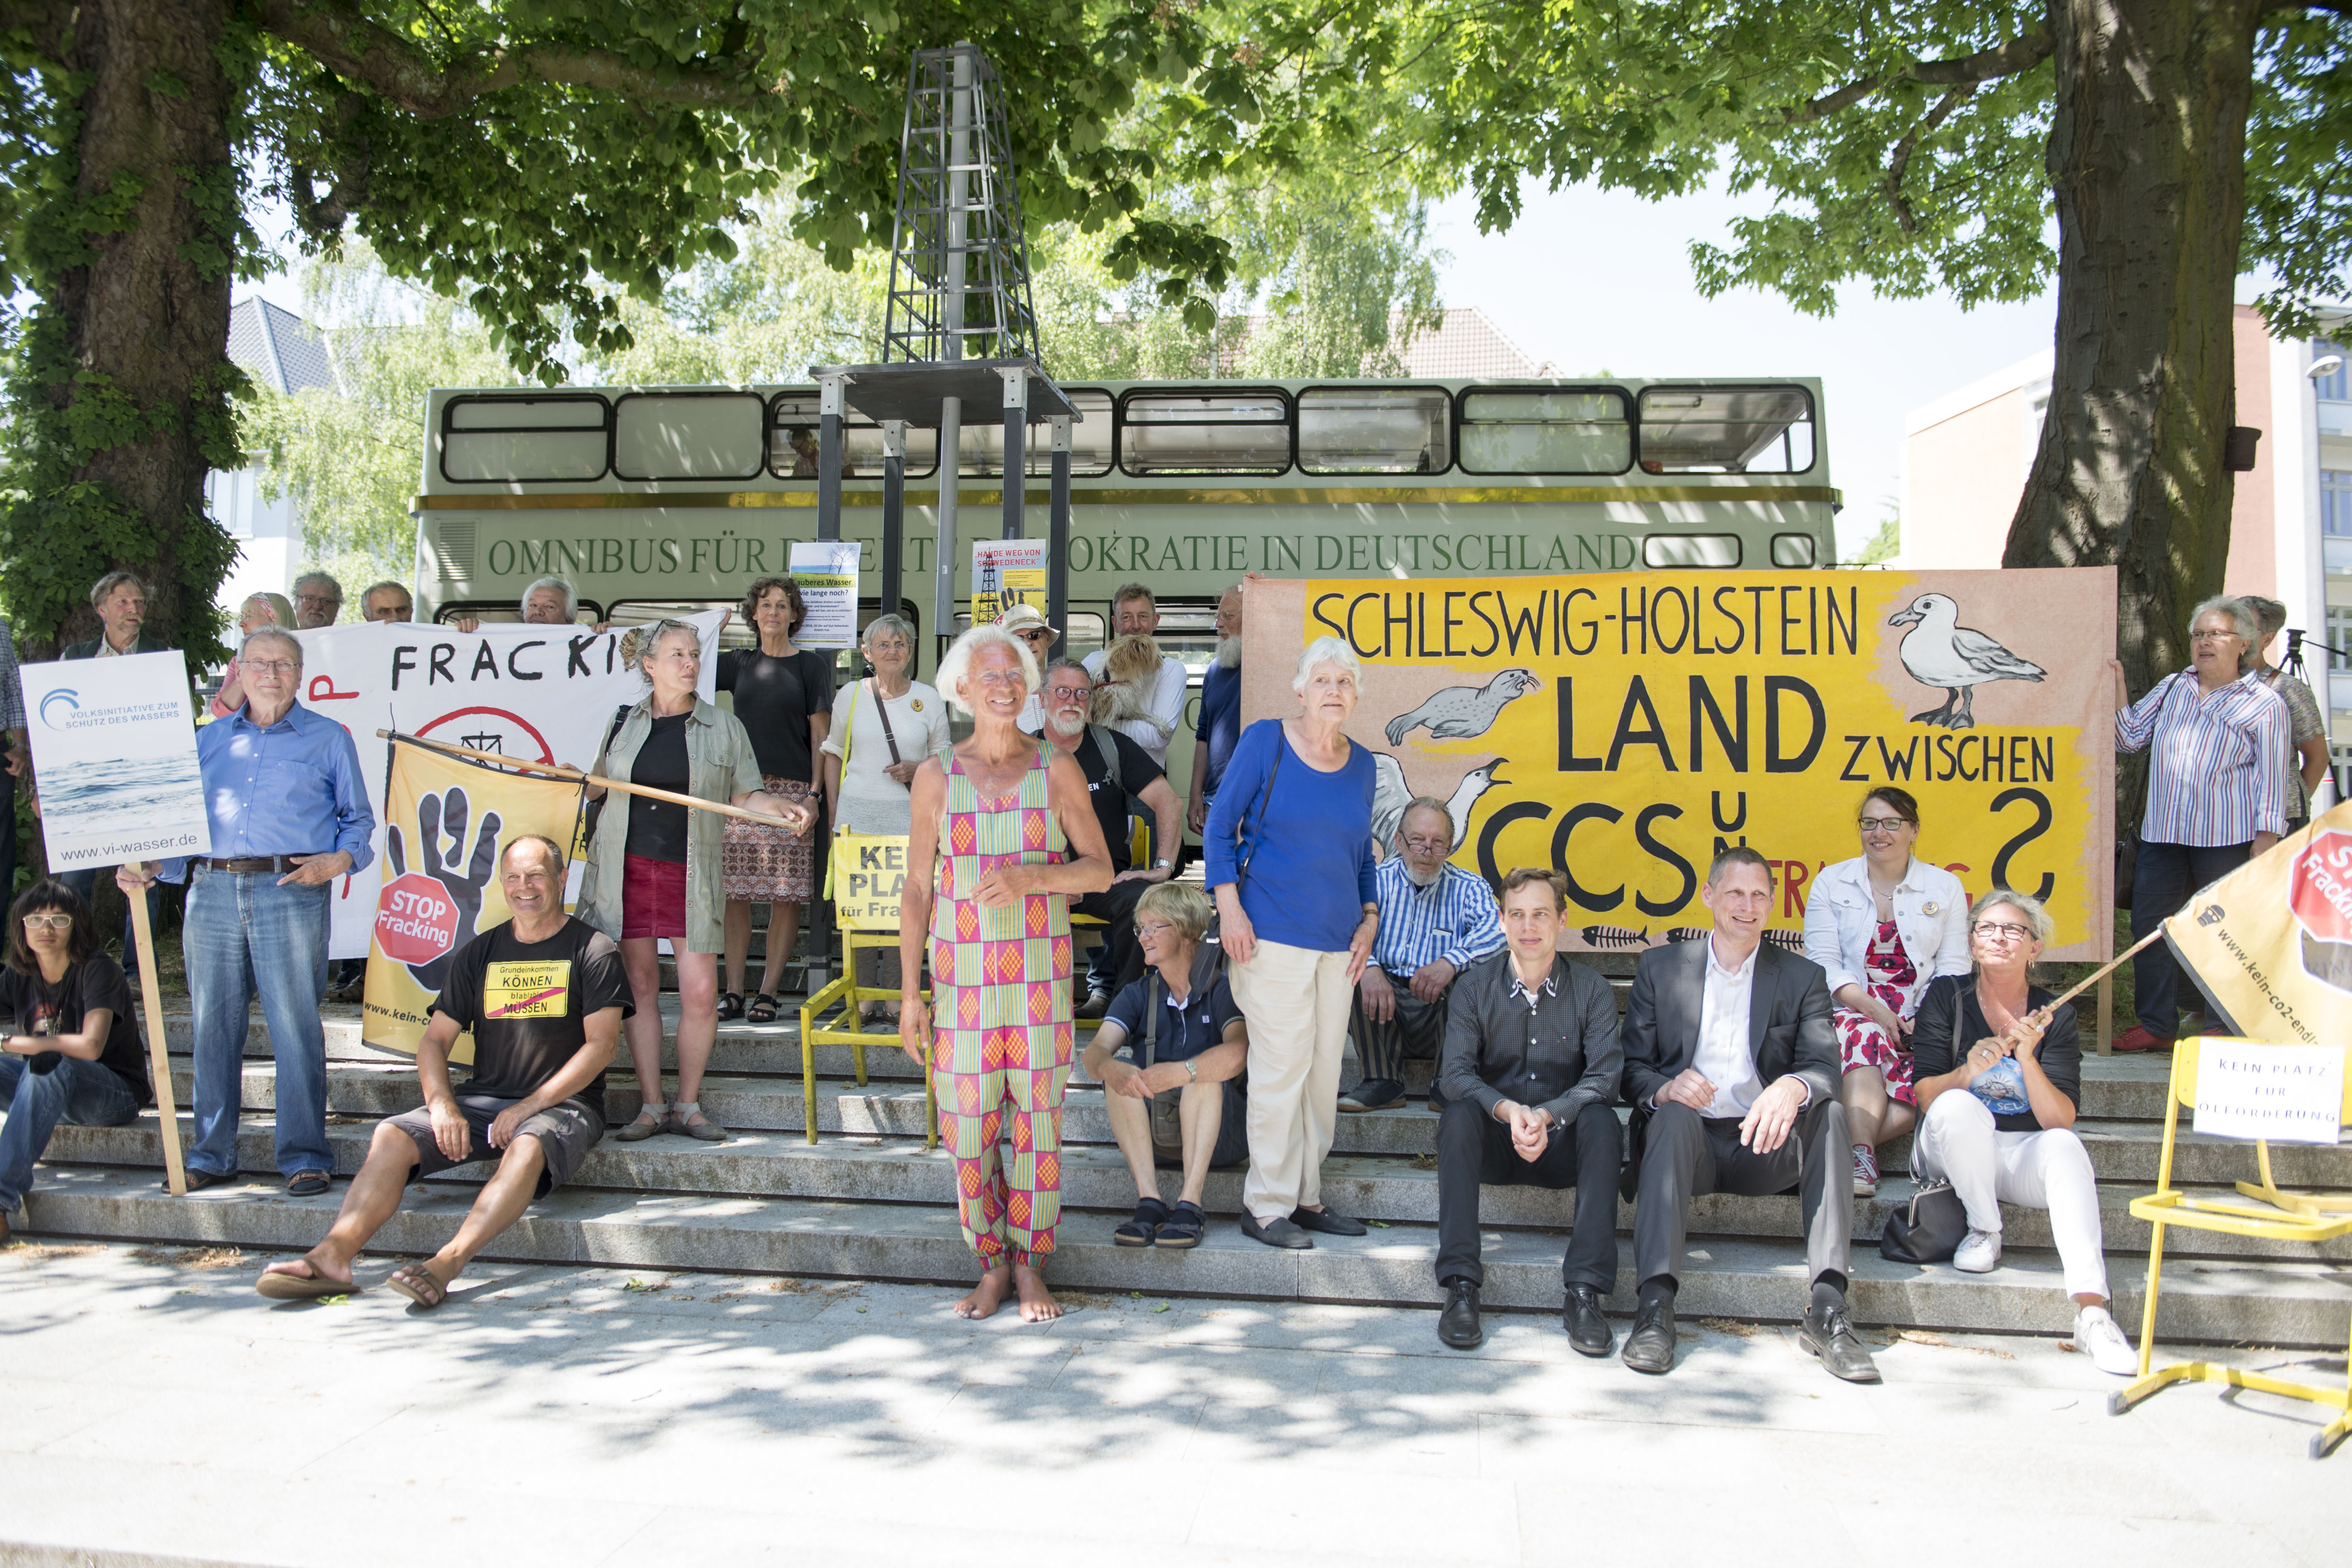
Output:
[1206, 635, 1380, 1248]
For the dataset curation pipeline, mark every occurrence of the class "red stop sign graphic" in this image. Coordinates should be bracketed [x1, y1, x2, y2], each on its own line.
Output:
[2288, 832, 2352, 944]
[375, 873, 459, 965]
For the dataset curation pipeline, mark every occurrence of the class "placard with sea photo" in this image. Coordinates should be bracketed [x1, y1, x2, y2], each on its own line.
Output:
[20, 651, 210, 870]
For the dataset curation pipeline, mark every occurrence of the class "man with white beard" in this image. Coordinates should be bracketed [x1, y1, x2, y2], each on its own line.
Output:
[1186, 583, 1246, 837]
[1037, 658, 1186, 1012]
[1340, 798, 1503, 1113]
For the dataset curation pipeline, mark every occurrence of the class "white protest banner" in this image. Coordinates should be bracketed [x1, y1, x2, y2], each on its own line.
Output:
[20, 652, 210, 870]
[2193, 1040, 2346, 1145]
[789, 540, 861, 650]
[290, 614, 722, 959]
[971, 538, 1048, 626]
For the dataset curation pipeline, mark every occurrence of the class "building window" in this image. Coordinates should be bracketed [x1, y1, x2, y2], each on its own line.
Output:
[2325, 469, 2352, 537]
[2328, 606, 2352, 672]
[2318, 340, 2349, 404]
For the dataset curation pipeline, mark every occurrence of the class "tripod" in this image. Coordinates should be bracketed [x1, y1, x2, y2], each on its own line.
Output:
[2283, 630, 2349, 807]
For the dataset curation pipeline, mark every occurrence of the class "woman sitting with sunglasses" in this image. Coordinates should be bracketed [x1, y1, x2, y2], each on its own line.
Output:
[1910, 888, 2137, 1375]
[0, 881, 150, 1241]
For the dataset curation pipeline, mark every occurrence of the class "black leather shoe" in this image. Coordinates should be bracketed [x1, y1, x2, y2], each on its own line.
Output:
[1338, 1078, 1405, 1112]
[1438, 1279, 1484, 1350]
[1563, 1286, 1614, 1357]
[1290, 1205, 1367, 1237]
[1798, 1302, 1883, 1384]
[1240, 1211, 1313, 1249]
[1621, 1301, 1677, 1374]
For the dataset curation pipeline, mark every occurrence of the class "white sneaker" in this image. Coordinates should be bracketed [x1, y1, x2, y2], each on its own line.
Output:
[2074, 1306, 2140, 1376]
[1953, 1229, 2002, 1273]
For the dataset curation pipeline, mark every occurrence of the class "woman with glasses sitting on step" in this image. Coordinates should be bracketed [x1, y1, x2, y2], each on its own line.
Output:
[576, 620, 814, 1145]
[1910, 888, 2138, 1375]
[1801, 786, 1972, 1199]
[898, 622, 1112, 1324]
[0, 881, 149, 1243]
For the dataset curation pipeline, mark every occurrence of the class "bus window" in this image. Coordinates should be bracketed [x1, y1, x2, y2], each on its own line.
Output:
[1458, 389, 1631, 475]
[1637, 386, 1816, 474]
[771, 392, 941, 478]
[1643, 534, 1743, 569]
[441, 394, 610, 483]
[434, 600, 606, 627]
[1299, 388, 1452, 474]
[611, 392, 765, 481]
[954, 389, 1116, 476]
[1118, 390, 1290, 476]
[1770, 533, 1818, 567]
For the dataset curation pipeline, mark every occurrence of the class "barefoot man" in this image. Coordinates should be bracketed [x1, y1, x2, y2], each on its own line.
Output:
[900, 624, 1113, 1322]
[255, 834, 627, 1306]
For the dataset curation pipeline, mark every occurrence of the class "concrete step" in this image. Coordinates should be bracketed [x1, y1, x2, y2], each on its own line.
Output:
[21, 1161, 2351, 1346]
[43, 1110, 2351, 1269]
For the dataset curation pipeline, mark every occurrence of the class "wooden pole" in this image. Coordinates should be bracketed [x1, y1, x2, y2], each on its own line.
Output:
[376, 730, 805, 830]
[2043, 927, 2166, 1020]
[124, 885, 187, 1196]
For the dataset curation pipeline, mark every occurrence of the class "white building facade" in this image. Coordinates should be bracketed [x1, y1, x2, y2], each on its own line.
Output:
[207, 297, 336, 616]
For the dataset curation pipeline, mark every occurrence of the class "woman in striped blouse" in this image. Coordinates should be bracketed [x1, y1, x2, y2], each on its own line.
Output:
[2113, 597, 2290, 1051]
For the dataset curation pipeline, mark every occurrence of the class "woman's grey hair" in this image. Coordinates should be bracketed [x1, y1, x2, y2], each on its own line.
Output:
[1291, 634, 1363, 697]
[2190, 595, 2257, 647]
[619, 618, 701, 683]
[1970, 887, 2054, 947]
[862, 612, 917, 651]
[2238, 593, 2288, 645]
[239, 628, 303, 667]
[936, 623, 1038, 715]
[521, 575, 577, 620]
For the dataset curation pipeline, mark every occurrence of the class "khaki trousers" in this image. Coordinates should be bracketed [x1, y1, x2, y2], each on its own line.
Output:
[1229, 938, 1353, 1221]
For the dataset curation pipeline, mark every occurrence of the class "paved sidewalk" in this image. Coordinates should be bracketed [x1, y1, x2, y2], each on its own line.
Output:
[0, 1240, 2342, 1567]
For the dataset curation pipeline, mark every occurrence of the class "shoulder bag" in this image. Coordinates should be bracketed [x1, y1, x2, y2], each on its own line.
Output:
[1880, 977, 1969, 1264]
[1201, 724, 1284, 956]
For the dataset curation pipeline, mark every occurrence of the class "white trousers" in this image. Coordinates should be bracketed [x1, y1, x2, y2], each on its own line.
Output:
[1915, 1091, 2109, 1301]
[1229, 938, 1353, 1221]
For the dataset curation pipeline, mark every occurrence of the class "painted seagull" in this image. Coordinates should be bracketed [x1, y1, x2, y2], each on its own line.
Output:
[1385, 669, 1543, 746]
[1887, 592, 2045, 729]
[1370, 754, 1510, 854]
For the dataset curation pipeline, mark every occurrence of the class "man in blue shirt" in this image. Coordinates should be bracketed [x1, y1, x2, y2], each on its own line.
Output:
[120, 628, 374, 1196]
[1184, 583, 1244, 838]
[1341, 798, 1504, 1113]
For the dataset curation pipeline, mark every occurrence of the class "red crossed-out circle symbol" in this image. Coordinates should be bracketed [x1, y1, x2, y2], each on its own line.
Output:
[2287, 831, 2352, 945]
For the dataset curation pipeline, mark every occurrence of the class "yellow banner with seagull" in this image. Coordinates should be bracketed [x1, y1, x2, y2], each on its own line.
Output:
[1241, 569, 2118, 959]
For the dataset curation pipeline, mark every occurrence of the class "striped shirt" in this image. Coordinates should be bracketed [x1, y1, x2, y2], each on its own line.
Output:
[2116, 669, 2291, 846]
[1370, 856, 1505, 977]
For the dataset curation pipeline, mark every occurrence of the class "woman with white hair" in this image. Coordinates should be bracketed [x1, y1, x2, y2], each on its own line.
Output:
[576, 620, 814, 1142]
[821, 613, 947, 1021]
[1205, 635, 1380, 1250]
[2112, 595, 2292, 1050]
[1909, 889, 2137, 1375]
[898, 623, 1113, 1322]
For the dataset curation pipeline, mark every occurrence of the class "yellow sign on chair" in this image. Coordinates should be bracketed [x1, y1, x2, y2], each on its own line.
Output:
[831, 832, 910, 930]
[2110, 1037, 2352, 1459]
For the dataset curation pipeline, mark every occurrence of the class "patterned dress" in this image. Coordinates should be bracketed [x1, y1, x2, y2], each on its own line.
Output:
[929, 742, 1075, 1263]
[1834, 918, 1918, 1104]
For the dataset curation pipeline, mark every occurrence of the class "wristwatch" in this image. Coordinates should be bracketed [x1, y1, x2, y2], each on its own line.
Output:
[1155, 857, 1174, 869]
[1183, 1058, 1198, 1082]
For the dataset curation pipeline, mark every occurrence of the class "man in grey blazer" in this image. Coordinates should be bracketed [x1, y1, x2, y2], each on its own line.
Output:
[1620, 846, 1879, 1384]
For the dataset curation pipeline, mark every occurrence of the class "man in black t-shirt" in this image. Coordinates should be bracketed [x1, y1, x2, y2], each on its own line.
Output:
[257, 835, 630, 1307]
[1038, 659, 1185, 1014]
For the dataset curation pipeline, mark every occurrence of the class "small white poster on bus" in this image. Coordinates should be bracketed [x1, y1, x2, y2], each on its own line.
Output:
[21, 652, 210, 871]
[789, 540, 861, 650]
[972, 539, 1049, 626]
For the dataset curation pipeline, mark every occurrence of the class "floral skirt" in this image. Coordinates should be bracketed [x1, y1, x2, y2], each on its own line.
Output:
[1834, 1008, 1916, 1104]
[721, 775, 814, 902]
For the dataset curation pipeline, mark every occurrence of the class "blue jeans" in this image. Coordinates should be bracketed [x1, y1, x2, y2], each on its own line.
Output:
[182, 866, 332, 1177]
[2130, 838, 2253, 1036]
[58, 868, 160, 976]
[0, 1054, 139, 1211]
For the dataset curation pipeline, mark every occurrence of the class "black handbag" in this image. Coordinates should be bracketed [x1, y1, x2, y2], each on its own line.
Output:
[1880, 982, 1970, 1263]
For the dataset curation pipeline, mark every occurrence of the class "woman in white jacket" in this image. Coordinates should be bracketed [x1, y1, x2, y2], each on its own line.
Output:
[1801, 787, 1971, 1196]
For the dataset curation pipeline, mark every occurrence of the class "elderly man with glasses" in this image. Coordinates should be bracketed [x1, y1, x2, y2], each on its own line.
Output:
[291, 572, 344, 629]
[1340, 797, 1504, 1113]
[118, 628, 374, 1198]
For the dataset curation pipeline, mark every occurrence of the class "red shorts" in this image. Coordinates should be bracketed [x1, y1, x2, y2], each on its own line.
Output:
[620, 853, 688, 940]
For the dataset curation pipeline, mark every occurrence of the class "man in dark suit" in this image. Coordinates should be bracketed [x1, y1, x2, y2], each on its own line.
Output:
[59, 571, 172, 660]
[1620, 846, 1879, 1383]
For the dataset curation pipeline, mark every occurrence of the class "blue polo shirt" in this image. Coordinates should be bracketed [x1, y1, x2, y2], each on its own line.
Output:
[1105, 972, 1243, 1066]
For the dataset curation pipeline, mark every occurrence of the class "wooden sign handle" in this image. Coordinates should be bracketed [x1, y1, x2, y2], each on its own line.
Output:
[377, 729, 808, 830]
[125, 886, 187, 1196]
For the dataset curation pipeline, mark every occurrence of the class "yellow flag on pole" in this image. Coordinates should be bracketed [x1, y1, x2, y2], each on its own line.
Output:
[362, 734, 587, 1062]
[2162, 800, 2352, 1044]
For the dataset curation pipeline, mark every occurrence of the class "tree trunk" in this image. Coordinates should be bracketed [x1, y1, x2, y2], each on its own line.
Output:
[39, 0, 238, 656]
[2001, 0, 2264, 696]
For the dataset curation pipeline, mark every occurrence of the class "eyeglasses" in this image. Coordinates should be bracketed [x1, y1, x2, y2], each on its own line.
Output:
[1973, 921, 2033, 942]
[2190, 630, 2241, 643]
[21, 913, 71, 931]
[243, 659, 299, 675]
[294, 594, 340, 610]
[1401, 834, 1451, 854]
[1016, 629, 1052, 642]
[972, 669, 1025, 689]
[1045, 684, 1092, 701]
[1857, 816, 1912, 832]
[1134, 921, 1177, 942]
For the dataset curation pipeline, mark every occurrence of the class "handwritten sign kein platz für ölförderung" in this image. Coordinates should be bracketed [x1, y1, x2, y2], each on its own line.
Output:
[2193, 1040, 2346, 1145]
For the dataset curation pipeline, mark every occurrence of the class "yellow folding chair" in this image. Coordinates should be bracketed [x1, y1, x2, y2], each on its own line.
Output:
[798, 927, 938, 1148]
[2109, 1037, 2352, 1459]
